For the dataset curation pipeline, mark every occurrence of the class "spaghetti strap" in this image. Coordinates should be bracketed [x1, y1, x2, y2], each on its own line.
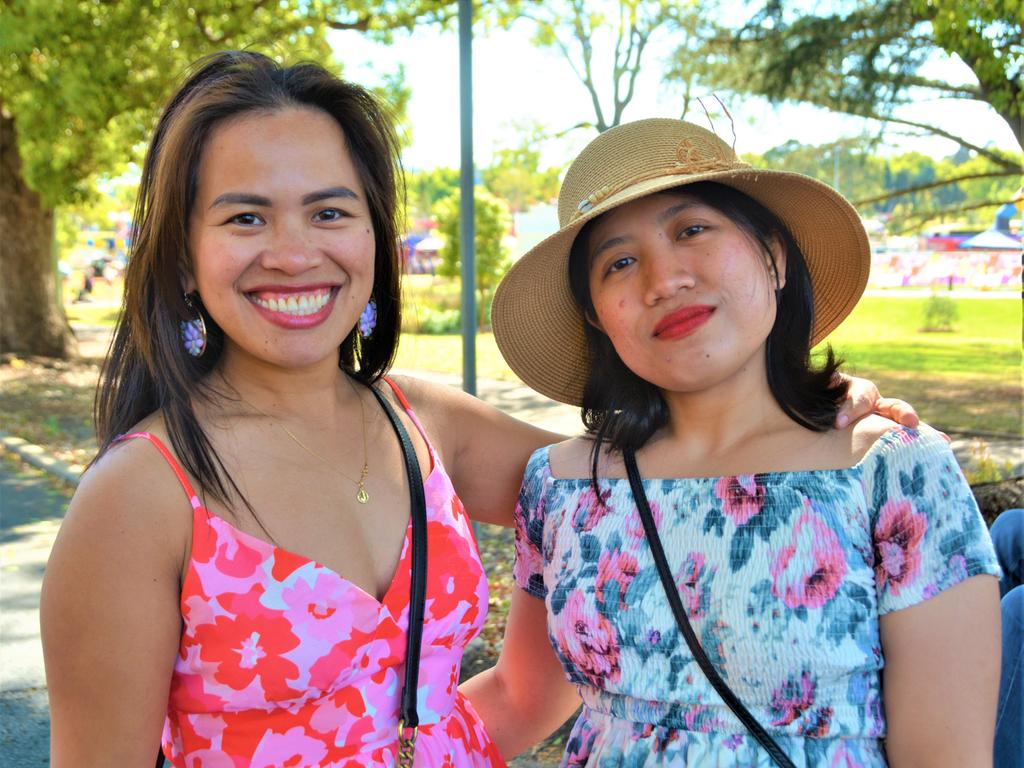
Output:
[114, 432, 203, 510]
[380, 377, 437, 470]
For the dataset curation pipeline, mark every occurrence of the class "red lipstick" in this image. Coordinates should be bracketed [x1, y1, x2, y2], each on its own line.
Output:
[653, 305, 714, 340]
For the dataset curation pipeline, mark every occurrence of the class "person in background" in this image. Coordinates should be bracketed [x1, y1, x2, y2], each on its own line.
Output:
[990, 507, 1023, 767]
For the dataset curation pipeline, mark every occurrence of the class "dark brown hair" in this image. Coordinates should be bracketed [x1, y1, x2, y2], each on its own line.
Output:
[94, 51, 404, 513]
[567, 182, 847, 489]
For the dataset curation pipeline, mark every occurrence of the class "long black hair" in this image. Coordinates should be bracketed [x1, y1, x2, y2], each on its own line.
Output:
[94, 51, 404, 517]
[567, 181, 847, 488]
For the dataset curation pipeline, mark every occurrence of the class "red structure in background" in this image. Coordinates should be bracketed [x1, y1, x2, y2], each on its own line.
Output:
[919, 227, 983, 251]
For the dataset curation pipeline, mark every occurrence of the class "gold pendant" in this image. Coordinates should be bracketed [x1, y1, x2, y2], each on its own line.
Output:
[356, 486, 370, 504]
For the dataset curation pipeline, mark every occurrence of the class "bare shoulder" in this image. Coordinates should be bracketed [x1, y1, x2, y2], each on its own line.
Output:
[852, 413, 903, 451]
[838, 413, 903, 466]
[385, 372, 486, 416]
[384, 373, 463, 413]
[373, 373, 468, 455]
[62, 421, 193, 574]
[548, 436, 599, 479]
[384, 372, 560, 453]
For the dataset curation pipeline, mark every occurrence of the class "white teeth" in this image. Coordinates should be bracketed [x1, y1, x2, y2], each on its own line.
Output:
[251, 289, 331, 316]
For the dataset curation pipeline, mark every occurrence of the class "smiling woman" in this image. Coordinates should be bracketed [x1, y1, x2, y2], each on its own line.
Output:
[38, 50, 583, 768]
[187, 108, 376, 366]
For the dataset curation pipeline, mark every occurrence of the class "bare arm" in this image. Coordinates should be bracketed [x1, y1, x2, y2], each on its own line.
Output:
[41, 442, 188, 767]
[390, 375, 566, 527]
[879, 575, 1001, 767]
[394, 373, 916, 526]
[460, 589, 581, 758]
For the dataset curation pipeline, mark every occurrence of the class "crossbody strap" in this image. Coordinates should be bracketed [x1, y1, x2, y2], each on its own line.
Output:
[370, 385, 428, 766]
[623, 447, 796, 768]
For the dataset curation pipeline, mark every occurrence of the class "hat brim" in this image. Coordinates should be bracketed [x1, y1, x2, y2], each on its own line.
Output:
[492, 167, 870, 406]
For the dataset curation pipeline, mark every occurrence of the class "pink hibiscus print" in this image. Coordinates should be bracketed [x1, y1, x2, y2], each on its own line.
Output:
[596, 550, 639, 610]
[556, 590, 621, 686]
[571, 485, 613, 532]
[715, 474, 766, 525]
[250, 726, 328, 768]
[769, 670, 816, 726]
[280, 571, 359, 643]
[194, 610, 301, 697]
[676, 551, 711, 618]
[771, 504, 848, 609]
[874, 499, 927, 595]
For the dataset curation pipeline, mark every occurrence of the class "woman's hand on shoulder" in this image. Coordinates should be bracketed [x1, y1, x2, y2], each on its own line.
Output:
[835, 374, 919, 430]
[386, 374, 566, 527]
[41, 436, 189, 766]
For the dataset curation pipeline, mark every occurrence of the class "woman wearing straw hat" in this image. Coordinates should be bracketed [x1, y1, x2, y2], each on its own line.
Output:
[488, 119, 1002, 766]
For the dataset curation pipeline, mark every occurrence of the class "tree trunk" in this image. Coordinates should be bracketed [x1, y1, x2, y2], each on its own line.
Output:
[0, 111, 77, 358]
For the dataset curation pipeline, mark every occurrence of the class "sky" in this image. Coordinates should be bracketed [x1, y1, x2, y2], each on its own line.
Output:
[328, 21, 1019, 173]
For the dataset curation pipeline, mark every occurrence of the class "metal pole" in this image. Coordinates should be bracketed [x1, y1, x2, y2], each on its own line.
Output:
[458, 0, 477, 396]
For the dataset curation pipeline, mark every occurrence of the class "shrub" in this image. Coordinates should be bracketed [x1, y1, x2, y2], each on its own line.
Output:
[964, 438, 1015, 484]
[416, 307, 461, 335]
[920, 294, 958, 332]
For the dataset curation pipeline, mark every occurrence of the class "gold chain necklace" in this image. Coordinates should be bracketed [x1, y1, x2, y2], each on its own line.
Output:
[229, 376, 371, 504]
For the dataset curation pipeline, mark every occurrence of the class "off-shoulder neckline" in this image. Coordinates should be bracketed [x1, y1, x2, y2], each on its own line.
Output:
[540, 425, 937, 484]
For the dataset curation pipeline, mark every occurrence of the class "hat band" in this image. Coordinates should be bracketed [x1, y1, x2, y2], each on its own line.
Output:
[572, 157, 751, 221]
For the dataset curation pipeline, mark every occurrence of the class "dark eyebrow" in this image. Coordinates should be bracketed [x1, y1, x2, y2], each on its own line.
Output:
[656, 201, 699, 224]
[590, 201, 702, 264]
[209, 192, 271, 209]
[590, 235, 630, 264]
[302, 186, 359, 205]
[208, 186, 360, 210]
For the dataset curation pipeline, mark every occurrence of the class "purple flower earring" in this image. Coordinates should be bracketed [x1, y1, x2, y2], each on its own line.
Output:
[180, 293, 207, 358]
[359, 298, 377, 339]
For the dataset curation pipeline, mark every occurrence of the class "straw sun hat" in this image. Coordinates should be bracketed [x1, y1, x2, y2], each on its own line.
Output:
[491, 118, 870, 406]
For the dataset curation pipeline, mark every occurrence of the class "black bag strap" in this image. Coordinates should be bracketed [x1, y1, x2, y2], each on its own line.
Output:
[370, 385, 428, 738]
[155, 383, 428, 768]
[623, 447, 796, 768]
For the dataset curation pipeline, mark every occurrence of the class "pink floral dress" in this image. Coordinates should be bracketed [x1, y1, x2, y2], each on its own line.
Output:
[514, 425, 999, 766]
[123, 380, 506, 767]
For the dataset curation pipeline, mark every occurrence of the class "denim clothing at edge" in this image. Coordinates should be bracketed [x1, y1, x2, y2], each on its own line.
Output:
[992, 508, 1023, 768]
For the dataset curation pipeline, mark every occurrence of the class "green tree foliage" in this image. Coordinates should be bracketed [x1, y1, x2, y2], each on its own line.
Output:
[0, 0, 442, 357]
[681, 0, 1023, 223]
[482, 122, 562, 212]
[2, 1, 334, 207]
[746, 140, 1022, 232]
[407, 167, 461, 221]
[0, 1, 331, 356]
[691, 0, 1022, 151]
[435, 187, 512, 329]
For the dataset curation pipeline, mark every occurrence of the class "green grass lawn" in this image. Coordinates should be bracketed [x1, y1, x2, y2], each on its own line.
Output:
[58, 278, 1020, 435]
[394, 293, 1021, 435]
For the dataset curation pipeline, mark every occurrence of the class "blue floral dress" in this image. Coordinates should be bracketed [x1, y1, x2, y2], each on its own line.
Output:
[513, 425, 1000, 767]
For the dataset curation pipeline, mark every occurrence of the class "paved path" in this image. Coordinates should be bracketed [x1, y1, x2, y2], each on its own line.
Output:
[0, 458, 69, 766]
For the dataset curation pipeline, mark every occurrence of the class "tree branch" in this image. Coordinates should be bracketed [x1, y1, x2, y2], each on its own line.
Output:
[889, 198, 1018, 232]
[858, 110, 1020, 169]
[853, 169, 1024, 206]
